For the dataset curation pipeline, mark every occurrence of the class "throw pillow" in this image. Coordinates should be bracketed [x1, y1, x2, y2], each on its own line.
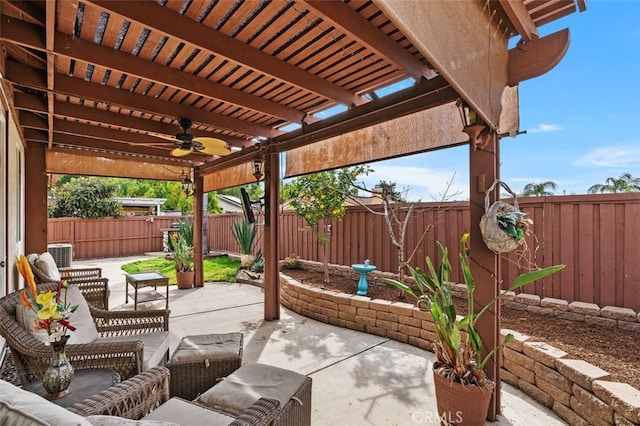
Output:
[29, 252, 62, 283]
[16, 285, 99, 345]
[0, 379, 92, 426]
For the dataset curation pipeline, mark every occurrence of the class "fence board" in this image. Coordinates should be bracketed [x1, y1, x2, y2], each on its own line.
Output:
[579, 204, 595, 304]
[623, 203, 640, 310]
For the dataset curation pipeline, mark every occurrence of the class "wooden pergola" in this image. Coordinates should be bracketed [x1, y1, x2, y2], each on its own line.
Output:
[0, 0, 585, 419]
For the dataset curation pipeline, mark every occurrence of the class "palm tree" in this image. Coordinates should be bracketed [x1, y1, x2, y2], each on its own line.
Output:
[587, 173, 640, 193]
[521, 181, 557, 197]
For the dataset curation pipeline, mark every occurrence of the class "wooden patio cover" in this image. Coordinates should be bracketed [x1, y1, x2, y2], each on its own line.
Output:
[0, 0, 584, 183]
[0, 0, 585, 419]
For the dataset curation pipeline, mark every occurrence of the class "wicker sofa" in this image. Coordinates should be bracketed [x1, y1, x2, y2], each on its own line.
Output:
[0, 284, 170, 384]
[0, 367, 281, 425]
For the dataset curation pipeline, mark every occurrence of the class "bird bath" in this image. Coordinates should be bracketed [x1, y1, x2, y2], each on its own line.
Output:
[352, 260, 376, 296]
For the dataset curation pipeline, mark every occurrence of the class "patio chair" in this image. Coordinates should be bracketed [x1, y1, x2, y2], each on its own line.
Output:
[27, 252, 110, 310]
[0, 283, 170, 385]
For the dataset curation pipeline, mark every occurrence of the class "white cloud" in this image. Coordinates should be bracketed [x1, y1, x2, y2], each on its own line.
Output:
[572, 145, 640, 168]
[527, 123, 562, 133]
[360, 165, 469, 201]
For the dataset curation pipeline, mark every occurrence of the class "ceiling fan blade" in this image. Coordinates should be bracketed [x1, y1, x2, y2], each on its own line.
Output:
[147, 132, 180, 142]
[196, 144, 232, 156]
[171, 147, 194, 157]
[192, 137, 228, 148]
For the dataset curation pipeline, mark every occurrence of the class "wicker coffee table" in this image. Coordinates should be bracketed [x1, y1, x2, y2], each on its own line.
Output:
[125, 272, 170, 310]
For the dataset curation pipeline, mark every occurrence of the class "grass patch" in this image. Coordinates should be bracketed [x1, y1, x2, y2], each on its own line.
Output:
[121, 255, 241, 285]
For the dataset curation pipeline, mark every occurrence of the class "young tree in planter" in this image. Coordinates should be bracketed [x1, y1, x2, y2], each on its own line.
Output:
[281, 166, 370, 283]
[345, 175, 460, 284]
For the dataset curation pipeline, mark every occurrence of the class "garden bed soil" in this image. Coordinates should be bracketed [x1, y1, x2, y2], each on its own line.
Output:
[280, 268, 640, 391]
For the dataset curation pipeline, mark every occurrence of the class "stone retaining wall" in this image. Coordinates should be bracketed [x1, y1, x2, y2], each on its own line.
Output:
[285, 260, 640, 331]
[279, 262, 640, 426]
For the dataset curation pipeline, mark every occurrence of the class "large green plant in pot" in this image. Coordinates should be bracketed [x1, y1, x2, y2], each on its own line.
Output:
[385, 234, 564, 424]
[173, 235, 194, 289]
[231, 217, 257, 268]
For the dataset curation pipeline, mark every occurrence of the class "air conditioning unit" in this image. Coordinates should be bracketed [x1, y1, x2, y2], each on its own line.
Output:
[47, 243, 73, 268]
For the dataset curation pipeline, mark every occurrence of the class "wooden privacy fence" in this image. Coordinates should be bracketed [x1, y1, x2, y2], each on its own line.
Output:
[48, 193, 640, 310]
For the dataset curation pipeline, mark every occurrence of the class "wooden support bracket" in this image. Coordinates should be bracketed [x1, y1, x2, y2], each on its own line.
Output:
[508, 29, 570, 86]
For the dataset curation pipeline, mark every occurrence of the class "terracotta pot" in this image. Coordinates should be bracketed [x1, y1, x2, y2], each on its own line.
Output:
[432, 369, 495, 426]
[176, 271, 194, 289]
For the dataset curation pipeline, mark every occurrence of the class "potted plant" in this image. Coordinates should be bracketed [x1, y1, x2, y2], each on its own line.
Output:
[231, 217, 257, 268]
[385, 234, 564, 425]
[173, 235, 194, 289]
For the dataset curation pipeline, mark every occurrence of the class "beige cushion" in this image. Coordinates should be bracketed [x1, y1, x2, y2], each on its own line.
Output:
[197, 363, 307, 415]
[98, 331, 170, 370]
[16, 285, 100, 345]
[170, 333, 243, 364]
[143, 397, 233, 425]
[0, 379, 91, 426]
[29, 252, 62, 283]
[85, 415, 179, 426]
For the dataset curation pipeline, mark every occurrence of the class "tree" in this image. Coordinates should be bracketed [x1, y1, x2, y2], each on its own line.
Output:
[587, 173, 640, 193]
[281, 166, 370, 283]
[49, 177, 123, 218]
[219, 183, 263, 201]
[521, 181, 557, 197]
[348, 175, 459, 283]
[375, 180, 407, 202]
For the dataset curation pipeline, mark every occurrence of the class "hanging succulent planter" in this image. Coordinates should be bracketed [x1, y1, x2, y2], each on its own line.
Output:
[479, 180, 532, 254]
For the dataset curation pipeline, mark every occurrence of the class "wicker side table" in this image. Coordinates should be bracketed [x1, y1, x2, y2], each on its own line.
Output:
[167, 332, 243, 400]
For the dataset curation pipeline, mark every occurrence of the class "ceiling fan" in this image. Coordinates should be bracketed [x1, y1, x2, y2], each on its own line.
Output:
[151, 118, 231, 157]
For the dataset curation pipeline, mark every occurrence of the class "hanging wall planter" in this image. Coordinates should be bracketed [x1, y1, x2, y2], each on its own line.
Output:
[479, 180, 533, 254]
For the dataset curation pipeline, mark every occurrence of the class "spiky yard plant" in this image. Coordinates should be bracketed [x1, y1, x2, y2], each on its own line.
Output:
[231, 217, 257, 268]
[385, 234, 564, 386]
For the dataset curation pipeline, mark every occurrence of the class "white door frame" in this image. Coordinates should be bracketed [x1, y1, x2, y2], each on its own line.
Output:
[0, 109, 6, 297]
[0, 105, 6, 357]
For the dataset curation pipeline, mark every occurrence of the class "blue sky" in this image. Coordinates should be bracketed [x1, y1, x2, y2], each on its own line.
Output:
[357, 1, 640, 201]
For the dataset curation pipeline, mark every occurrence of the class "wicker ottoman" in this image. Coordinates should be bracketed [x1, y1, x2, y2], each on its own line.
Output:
[167, 333, 243, 400]
[196, 362, 312, 426]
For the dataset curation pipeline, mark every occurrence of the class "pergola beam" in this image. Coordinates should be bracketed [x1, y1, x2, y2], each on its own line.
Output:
[85, 0, 368, 108]
[0, 14, 305, 124]
[198, 77, 456, 176]
[301, 0, 435, 81]
[4, 60, 280, 138]
[498, 0, 539, 45]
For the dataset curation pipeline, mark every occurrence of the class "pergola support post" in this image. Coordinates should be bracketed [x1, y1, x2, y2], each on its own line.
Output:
[25, 142, 48, 254]
[469, 131, 501, 420]
[263, 152, 280, 320]
[193, 173, 204, 287]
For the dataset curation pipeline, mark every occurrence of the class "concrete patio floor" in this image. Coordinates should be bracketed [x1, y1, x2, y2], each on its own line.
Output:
[80, 255, 566, 426]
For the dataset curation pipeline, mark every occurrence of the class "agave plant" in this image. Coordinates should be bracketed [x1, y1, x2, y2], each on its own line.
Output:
[231, 217, 257, 268]
[385, 234, 564, 386]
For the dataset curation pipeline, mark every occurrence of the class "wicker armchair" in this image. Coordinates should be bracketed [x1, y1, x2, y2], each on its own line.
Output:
[68, 367, 281, 426]
[27, 253, 110, 310]
[0, 284, 170, 385]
